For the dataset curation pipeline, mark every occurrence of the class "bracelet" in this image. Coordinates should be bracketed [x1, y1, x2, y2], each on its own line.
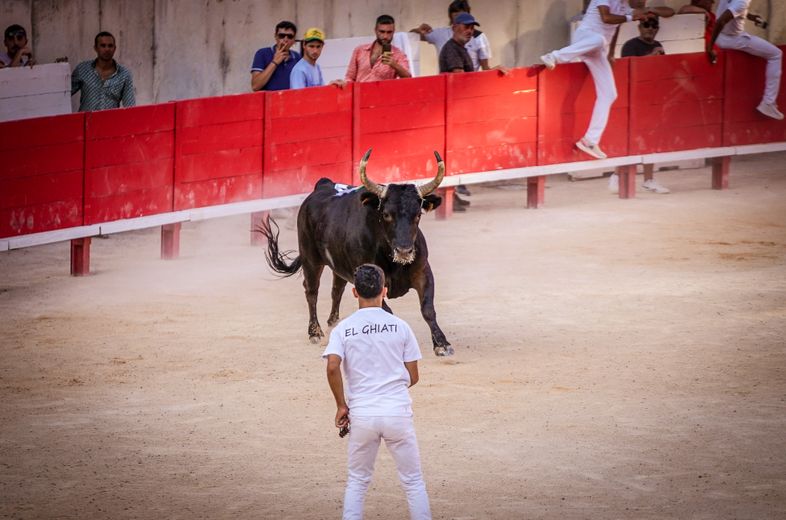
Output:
[625, 14, 633, 22]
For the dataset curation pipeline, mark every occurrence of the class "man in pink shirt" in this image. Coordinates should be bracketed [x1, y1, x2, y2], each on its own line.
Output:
[345, 14, 411, 82]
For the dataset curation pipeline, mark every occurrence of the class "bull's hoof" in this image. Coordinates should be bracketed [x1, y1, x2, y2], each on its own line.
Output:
[309, 334, 323, 345]
[327, 315, 340, 327]
[433, 345, 454, 357]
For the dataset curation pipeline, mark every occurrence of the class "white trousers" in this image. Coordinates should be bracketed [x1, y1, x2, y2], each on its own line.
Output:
[342, 416, 431, 520]
[716, 32, 783, 105]
[552, 30, 618, 146]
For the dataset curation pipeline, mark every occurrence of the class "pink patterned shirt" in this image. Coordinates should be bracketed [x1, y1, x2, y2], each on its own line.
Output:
[344, 42, 410, 82]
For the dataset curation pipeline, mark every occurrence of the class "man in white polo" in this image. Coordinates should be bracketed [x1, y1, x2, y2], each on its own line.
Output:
[707, 0, 783, 120]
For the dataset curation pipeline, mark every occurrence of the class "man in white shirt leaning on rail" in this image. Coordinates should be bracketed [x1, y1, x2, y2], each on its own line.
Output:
[707, 0, 783, 120]
[324, 263, 431, 520]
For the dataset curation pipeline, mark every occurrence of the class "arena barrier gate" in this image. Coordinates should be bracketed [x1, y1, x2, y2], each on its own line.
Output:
[1, 49, 785, 275]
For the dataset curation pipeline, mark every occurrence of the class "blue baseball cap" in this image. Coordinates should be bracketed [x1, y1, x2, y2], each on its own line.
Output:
[453, 13, 480, 26]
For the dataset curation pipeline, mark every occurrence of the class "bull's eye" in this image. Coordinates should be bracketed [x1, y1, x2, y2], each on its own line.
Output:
[383, 212, 393, 222]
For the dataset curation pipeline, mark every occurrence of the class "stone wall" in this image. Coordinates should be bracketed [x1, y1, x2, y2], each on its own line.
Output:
[1, 0, 783, 107]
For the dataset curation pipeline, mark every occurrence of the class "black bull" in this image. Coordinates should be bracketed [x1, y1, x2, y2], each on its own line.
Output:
[258, 149, 454, 356]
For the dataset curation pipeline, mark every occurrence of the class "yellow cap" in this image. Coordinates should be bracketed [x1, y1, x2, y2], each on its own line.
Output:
[303, 27, 325, 43]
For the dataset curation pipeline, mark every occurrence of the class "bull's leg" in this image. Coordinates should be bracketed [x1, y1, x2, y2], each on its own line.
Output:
[327, 273, 347, 326]
[413, 264, 453, 357]
[303, 263, 325, 343]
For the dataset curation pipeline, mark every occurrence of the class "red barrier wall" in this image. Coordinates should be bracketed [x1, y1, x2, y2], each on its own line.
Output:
[722, 46, 786, 146]
[629, 53, 724, 153]
[0, 113, 85, 236]
[538, 59, 630, 164]
[353, 75, 446, 184]
[446, 68, 538, 174]
[84, 104, 174, 224]
[176, 93, 264, 209]
[263, 85, 352, 197]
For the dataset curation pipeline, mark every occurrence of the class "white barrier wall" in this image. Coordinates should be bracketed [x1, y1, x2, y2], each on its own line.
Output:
[0, 63, 71, 122]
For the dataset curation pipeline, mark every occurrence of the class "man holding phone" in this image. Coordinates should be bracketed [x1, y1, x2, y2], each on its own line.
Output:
[345, 14, 411, 83]
[250, 21, 301, 91]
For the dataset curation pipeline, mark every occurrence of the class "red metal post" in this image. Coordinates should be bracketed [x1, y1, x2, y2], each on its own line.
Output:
[70, 238, 91, 276]
[712, 156, 730, 190]
[250, 211, 269, 246]
[617, 164, 637, 199]
[527, 176, 545, 208]
[160, 223, 181, 260]
[436, 187, 455, 220]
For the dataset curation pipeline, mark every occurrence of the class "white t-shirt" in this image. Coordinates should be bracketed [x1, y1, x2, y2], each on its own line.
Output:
[426, 26, 493, 71]
[577, 0, 633, 44]
[322, 307, 422, 417]
[716, 0, 750, 36]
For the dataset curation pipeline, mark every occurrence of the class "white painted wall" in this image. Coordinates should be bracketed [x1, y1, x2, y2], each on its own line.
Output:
[0, 0, 783, 108]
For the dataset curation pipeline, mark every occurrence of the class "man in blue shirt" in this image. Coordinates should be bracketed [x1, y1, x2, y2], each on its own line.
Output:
[250, 21, 301, 91]
[290, 28, 326, 89]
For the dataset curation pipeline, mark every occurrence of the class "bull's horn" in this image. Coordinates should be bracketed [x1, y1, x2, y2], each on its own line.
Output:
[417, 151, 445, 197]
[359, 148, 386, 197]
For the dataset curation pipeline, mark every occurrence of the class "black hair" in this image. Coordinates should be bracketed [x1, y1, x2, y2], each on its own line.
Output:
[376, 14, 395, 26]
[449, 0, 471, 15]
[94, 31, 115, 46]
[354, 264, 385, 299]
[276, 21, 297, 34]
[4, 24, 26, 39]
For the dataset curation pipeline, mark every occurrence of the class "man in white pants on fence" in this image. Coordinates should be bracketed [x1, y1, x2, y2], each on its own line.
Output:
[324, 264, 431, 520]
[707, 0, 783, 120]
[540, 1, 673, 160]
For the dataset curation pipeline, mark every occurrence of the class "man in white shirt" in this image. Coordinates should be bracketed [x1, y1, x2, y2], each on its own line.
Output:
[324, 264, 431, 520]
[707, 0, 783, 120]
[539, 1, 674, 160]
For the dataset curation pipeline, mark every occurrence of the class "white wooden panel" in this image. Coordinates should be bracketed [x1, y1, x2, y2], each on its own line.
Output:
[0, 240, 9, 252]
[5, 224, 101, 250]
[99, 211, 191, 235]
[0, 62, 72, 122]
[188, 194, 309, 221]
[735, 142, 786, 155]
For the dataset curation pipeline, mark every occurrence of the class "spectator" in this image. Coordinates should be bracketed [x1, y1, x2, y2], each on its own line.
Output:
[678, 0, 716, 51]
[615, 16, 670, 194]
[71, 31, 135, 112]
[289, 28, 327, 89]
[1, 24, 34, 68]
[707, 0, 783, 120]
[539, 1, 668, 160]
[345, 14, 411, 82]
[323, 264, 431, 520]
[411, 0, 492, 72]
[250, 21, 301, 91]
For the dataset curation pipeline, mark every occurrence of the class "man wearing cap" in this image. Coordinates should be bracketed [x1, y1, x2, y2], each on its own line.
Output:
[290, 28, 327, 89]
[251, 21, 301, 92]
[1, 24, 34, 68]
[345, 14, 411, 83]
[412, 1, 492, 72]
[438, 12, 478, 74]
[71, 31, 136, 112]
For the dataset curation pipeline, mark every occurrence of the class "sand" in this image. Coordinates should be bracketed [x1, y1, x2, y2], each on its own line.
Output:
[1, 152, 785, 519]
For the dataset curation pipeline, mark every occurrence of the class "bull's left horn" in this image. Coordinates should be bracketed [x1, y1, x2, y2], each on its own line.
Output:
[417, 151, 446, 197]
[359, 148, 386, 197]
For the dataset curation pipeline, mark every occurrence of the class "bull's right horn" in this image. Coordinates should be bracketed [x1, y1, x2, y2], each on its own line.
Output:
[417, 151, 446, 197]
[359, 148, 386, 197]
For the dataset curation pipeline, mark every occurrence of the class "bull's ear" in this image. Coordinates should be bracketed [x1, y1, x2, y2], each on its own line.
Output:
[360, 191, 380, 208]
[421, 194, 442, 212]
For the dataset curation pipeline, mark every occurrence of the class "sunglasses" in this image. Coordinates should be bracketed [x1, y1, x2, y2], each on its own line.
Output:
[276, 33, 295, 39]
[641, 21, 659, 29]
[7, 31, 26, 40]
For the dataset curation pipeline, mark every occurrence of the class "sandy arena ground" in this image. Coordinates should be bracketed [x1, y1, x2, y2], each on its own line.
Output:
[1, 153, 785, 519]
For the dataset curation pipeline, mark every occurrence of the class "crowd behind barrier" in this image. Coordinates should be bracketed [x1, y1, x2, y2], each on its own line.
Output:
[2, 48, 785, 249]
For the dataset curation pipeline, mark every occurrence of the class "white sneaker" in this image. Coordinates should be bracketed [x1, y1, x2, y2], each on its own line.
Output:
[642, 179, 670, 194]
[608, 173, 619, 194]
[757, 102, 785, 120]
[576, 138, 607, 160]
[540, 53, 556, 70]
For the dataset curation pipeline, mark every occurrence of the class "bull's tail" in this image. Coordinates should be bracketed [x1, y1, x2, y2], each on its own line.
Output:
[256, 215, 302, 277]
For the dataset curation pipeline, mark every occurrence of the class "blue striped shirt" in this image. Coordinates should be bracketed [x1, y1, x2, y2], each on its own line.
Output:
[71, 59, 136, 111]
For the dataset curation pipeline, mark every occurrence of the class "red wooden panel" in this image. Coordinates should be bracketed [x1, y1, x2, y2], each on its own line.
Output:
[263, 84, 353, 199]
[358, 101, 445, 133]
[2, 142, 84, 178]
[538, 59, 630, 164]
[85, 185, 173, 224]
[86, 159, 174, 198]
[86, 132, 174, 168]
[1, 201, 82, 237]
[178, 148, 262, 183]
[86, 104, 174, 138]
[177, 120, 263, 155]
[1, 171, 83, 208]
[0, 112, 84, 150]
[177, 93, 264, 128]
[176, 175, 263, 208]
[447, 68, 539, 174]
[356, 75, 445, 107]
[722, 47, 786, 145]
